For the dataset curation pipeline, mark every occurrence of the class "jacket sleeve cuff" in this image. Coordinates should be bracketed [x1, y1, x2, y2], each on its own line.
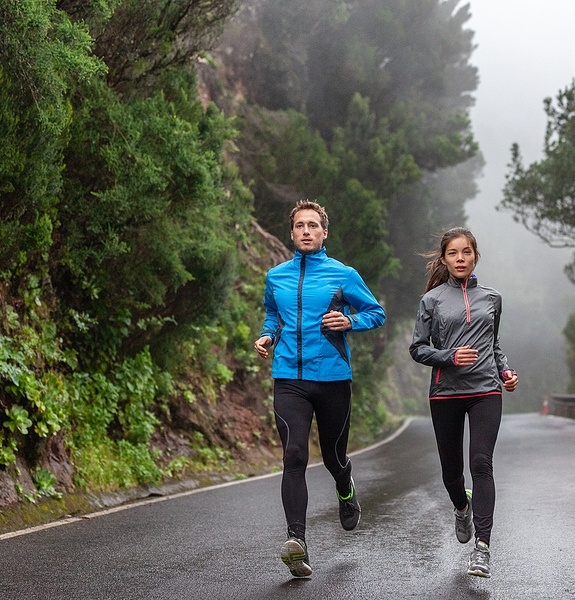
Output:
[501, 368, 517, 380]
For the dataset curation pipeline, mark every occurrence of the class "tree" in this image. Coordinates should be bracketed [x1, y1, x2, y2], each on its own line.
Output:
[212, 0, 479, 321]
[57, 0, 239, 94]
[0, 0, 105, 278]
[564, 314, 575, 394]
[52, 72, 250, 365]
[502, 82, 575, 282]
[503, 82, 575, 393]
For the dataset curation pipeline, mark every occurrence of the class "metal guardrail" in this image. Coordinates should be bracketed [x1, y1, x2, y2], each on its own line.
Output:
[550, 394, 575, 419]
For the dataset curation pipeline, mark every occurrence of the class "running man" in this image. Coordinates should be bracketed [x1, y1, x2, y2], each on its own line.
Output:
[254, 199, 386, 578]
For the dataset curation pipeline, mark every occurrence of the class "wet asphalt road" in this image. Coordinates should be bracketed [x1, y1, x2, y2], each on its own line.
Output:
[1, 413, 574, 600]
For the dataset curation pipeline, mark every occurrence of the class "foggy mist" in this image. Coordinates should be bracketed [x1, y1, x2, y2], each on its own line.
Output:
[465, 0, 575, 411]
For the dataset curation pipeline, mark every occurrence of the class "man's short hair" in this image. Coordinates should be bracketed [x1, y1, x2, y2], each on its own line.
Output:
[289, 199, 329, 230]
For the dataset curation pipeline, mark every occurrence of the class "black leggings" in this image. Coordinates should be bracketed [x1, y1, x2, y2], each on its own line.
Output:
[430, 394, 502, 545]
[274, 379, 353, 540]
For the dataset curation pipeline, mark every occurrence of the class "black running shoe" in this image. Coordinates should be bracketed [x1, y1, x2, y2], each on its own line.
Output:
[337, 477, 361, 531]
[280, 536, 312, 578]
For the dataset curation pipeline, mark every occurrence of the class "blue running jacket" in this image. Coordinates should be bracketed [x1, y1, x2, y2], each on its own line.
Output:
[260, 248, 386, 381]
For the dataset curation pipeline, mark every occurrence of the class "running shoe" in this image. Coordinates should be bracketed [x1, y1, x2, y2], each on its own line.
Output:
[280, 536, 312, 578]
[455, 489, 473, 544]
[337, 477, 361, 531]
[467, 540, 491, 578]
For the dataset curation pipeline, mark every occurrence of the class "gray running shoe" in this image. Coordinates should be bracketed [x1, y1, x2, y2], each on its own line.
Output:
[467, 541, 491, 578]
[455, 489, 473, 543]
[280, 536, 312, 578]
[337, 477, 361, 531]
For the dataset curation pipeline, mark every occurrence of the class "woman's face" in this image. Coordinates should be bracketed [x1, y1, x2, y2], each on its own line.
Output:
[441, 235, 476, 281]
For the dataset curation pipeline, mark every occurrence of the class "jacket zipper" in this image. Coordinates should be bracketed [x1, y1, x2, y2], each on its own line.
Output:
[297, 255, 306, 379]
[462, 278, 471, 323]
[435, 278, 472, 385]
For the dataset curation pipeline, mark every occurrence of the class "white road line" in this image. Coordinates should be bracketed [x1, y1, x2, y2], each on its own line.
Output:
[0, 417, 414, 541]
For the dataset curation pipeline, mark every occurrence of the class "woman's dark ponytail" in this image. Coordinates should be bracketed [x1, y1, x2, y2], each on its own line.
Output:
[424, 257, 449, 293]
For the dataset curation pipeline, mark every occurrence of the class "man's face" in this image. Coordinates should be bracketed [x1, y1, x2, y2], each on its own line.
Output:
[290, 208, 328, 254]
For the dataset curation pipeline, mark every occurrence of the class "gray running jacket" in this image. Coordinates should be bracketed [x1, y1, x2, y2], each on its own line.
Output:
[409, 275, 514, 400]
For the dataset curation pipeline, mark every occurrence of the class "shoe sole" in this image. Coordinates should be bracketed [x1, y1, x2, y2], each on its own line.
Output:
[467, 568, 491, 578]
[280, 539, 312, 578]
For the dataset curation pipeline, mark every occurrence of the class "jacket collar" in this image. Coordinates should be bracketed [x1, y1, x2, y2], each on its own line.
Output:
[447, 273, 478, 288]
[293, 247, 327, 263]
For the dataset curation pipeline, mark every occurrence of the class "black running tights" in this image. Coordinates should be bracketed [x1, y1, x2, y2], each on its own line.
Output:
[429, 394, 502, 546]
[274, 379, 353, 540]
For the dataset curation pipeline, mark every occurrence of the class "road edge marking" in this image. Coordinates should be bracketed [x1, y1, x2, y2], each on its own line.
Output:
[0, 417, 414, 541]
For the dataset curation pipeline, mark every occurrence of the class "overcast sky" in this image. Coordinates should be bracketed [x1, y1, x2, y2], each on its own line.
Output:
[464, 0, 575, 402]
[468, 0, 575, 168]
[466, 0, 575, 288]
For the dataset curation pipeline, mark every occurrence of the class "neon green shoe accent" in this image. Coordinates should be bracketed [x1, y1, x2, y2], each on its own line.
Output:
[337, 477, 361, 531]
[336, 482, 355, 502]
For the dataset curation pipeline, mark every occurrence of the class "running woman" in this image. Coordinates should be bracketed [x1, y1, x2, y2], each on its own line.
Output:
[409, 227, 518, 578]
[254, 199, 385, 578]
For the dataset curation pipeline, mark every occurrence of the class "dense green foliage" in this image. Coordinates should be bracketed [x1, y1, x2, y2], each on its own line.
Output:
[0, 0, 252, 498]
[0, 0, 482, 502]
[503, 82, 575, 391]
